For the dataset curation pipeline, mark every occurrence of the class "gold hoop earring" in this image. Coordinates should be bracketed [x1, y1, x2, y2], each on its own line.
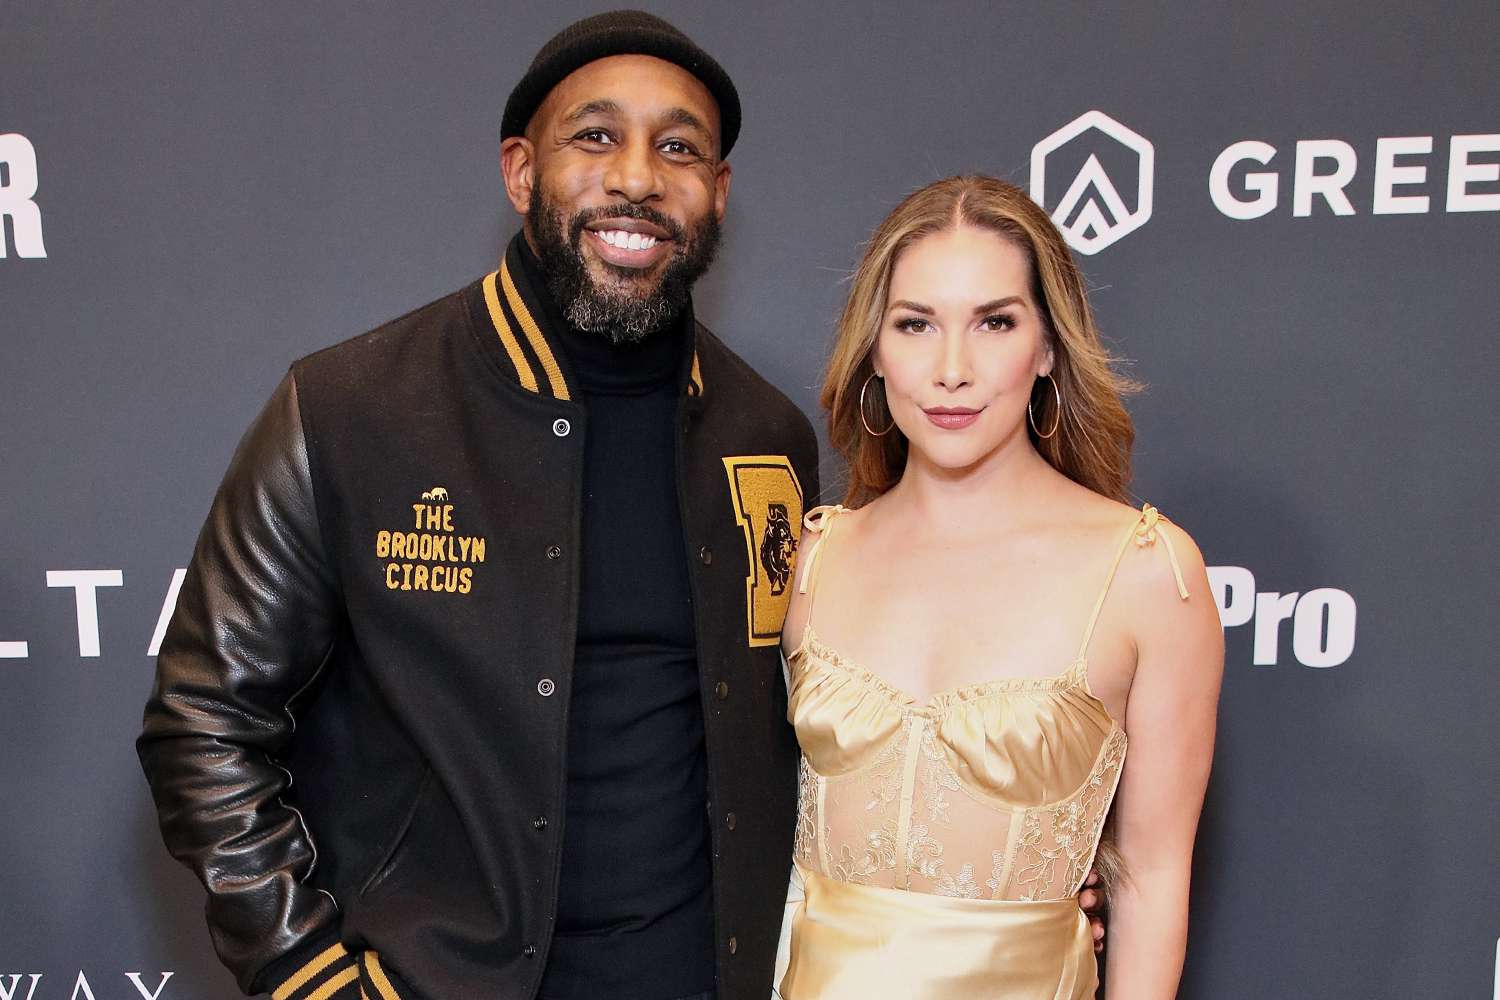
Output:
[859, 372, 895, 437]
[1028, 373, 1061, 440]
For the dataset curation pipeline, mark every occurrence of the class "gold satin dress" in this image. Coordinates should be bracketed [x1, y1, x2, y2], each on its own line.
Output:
[777, 504, 1188, 999]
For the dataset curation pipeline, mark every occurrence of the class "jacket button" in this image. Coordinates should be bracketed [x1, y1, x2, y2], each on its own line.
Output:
[715, 680, 729, 701]
[537, 678, 556, 697]
[728, 935, 738, 955]
[698, 546, 712, 565]
[523, 943, 537, 958]
[532, 815, 548, 831]
[724, 811, 737, 831]
[546, 544, 562, 560]
[552, 418, 571, 437]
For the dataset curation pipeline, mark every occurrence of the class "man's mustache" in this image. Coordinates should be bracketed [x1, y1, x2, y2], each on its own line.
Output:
[567, 204, 685, 244]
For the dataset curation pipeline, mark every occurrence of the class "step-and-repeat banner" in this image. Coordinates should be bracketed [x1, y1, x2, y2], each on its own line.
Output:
[3, 3, 1496, 997]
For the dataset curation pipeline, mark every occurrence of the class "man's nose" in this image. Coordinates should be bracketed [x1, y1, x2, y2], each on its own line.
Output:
[603, 138, 663, 204]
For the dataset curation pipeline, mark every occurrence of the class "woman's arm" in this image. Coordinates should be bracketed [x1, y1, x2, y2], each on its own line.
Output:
[1104, 523, 1224, 998]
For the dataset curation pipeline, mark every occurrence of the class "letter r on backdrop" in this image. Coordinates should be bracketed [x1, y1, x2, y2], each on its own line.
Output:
[0, 134, 48, 258]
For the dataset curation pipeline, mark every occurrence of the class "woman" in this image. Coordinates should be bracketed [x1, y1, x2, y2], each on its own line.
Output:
[775, 176, 1223, 998]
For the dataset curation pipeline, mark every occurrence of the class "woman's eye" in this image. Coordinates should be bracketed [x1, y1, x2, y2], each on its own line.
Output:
[895, 317, 930, 333]
[981, 314, 1015, 332]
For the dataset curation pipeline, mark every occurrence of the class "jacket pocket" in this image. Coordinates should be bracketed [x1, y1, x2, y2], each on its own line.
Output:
[358, 765, 433, 899]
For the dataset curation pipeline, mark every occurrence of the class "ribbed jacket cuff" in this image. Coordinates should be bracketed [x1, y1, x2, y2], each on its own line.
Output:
[267, 939, 360, 1000]
[358, 952, 409, 1000]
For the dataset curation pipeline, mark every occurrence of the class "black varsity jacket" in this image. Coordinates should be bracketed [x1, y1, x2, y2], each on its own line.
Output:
[136, 243, 820, 1000]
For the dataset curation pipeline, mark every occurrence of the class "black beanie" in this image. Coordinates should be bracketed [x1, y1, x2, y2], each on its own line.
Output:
[500, 10, 741, 157]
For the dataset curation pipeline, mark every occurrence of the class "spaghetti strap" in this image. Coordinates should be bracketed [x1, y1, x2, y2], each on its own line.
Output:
[1075, 504, 1191, 661]
[796, 504, 847, 625]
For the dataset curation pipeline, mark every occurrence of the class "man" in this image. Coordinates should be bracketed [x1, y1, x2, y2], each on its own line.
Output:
[138, 12, 816, 1000]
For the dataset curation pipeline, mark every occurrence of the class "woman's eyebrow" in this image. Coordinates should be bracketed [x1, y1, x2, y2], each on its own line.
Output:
[972, 296, 1024, 313]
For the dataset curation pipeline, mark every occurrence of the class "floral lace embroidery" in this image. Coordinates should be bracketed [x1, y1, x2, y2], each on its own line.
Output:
[934, 862, 983, 899]
[905, 821, 945, 883]
[896, 724, 965, 890]
[908, 723, 972, 897]
[793, 754, 818, 867]
[831, 821, 899, 883]
[822, 717, 908, 883]
[985, 850, 1008, 899]
[1013, 811, 1057, 902]
[918, 723, 959, 824]
[864, 718, 909, 814]
[1066, 727, 1128, 892]
[1011, 727, 1127, 901]
[807, 721, 1127, 901]
[808, 698, 1129, 902]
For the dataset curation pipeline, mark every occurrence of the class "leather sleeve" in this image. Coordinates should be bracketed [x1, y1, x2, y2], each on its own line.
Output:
[137, 372, 359, 999]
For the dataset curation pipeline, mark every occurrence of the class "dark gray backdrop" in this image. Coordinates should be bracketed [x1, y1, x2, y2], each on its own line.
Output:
[3, 2, 1497, 997]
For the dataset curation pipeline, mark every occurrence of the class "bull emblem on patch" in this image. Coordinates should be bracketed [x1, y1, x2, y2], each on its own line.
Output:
[759, 503, 797, 596]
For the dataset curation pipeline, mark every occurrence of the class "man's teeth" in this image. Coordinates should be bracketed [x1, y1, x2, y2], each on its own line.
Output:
[595, 230, 659, 250]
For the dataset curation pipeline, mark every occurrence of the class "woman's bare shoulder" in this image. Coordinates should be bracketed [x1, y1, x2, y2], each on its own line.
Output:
[1112, 504, 1220, 666]
[1118, 502, 1209, 595]
[781, 501, 865, 653]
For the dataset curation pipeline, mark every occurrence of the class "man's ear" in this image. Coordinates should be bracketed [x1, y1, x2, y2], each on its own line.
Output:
[501, 136, 536, 215]
[713, 159, 732, 224]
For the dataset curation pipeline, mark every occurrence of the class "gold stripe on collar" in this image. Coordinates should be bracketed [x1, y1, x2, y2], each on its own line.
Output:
[482, 271, 539, 394]
[688, 350, 704, 396]
[500, 257, 571, 402]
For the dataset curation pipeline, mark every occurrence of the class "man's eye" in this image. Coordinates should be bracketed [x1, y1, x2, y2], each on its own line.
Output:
[575, 129, 614, 144]
[895, 317, 930, 333]
[661, 139, 698, 157]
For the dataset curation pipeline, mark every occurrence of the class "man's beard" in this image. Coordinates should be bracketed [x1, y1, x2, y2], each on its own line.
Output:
[527, 191, 721, 345]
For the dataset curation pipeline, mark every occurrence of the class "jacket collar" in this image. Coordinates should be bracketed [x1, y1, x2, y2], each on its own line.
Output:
[478, 233, 705, 403]
[479, 240, 573, 401]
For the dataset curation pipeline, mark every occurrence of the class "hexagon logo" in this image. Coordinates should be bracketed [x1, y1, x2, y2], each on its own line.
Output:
[1030, 111, 1154, 255]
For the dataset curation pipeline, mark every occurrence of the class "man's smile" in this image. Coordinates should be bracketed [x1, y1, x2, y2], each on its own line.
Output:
[584, 218, 674, 269]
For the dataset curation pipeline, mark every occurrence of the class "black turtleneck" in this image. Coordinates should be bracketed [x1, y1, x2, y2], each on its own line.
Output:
[515, 239, 715, 1000]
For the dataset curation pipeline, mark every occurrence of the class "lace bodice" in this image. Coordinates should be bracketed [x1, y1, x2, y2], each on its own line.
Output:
[786, 503, 1187, 903]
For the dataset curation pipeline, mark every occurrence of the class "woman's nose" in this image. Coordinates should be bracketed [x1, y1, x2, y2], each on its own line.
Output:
[935, 333, 972, 390]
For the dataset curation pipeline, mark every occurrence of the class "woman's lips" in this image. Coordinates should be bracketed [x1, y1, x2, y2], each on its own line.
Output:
[923, 407, 982, 430]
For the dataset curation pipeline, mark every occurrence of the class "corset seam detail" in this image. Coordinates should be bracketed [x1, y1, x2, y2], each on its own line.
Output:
[893, 718, 926, 890]
[992, 806, 1024, 898]
[815, 770, 830, 878]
